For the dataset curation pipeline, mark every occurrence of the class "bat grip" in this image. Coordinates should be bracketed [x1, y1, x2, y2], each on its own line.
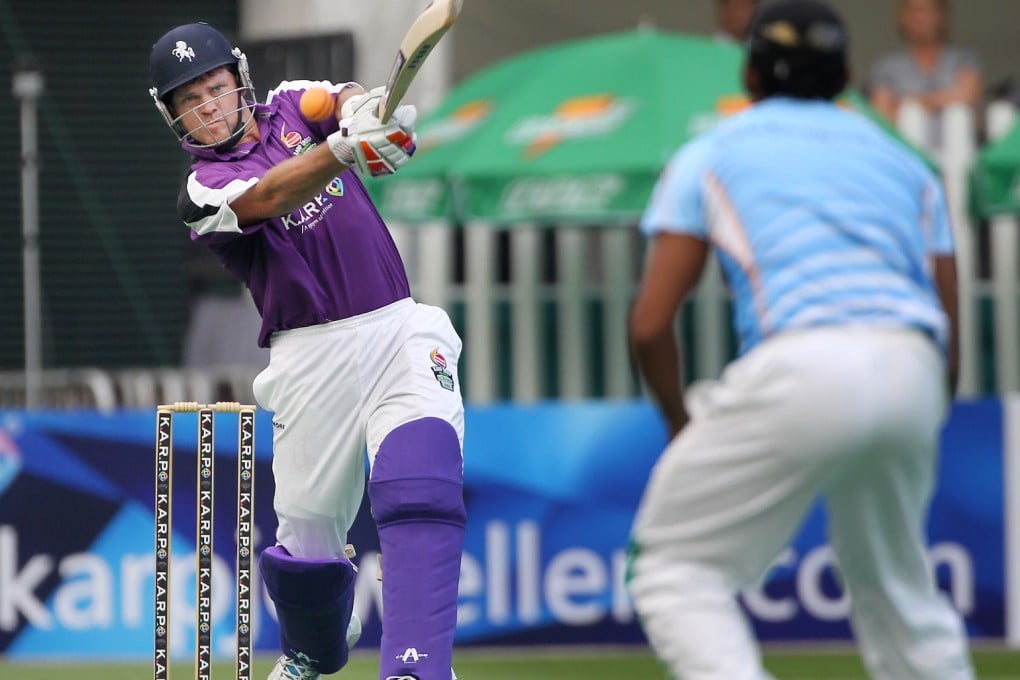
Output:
[377, 93, 391, 125]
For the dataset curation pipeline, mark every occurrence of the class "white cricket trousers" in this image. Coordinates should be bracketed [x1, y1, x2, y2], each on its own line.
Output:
[628, 326, 974, 680]
[252, 298, 465, 560]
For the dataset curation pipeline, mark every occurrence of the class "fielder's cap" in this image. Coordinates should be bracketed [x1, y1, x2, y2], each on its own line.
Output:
[748, 0, 847, 61]
[746, 0, 848, 98]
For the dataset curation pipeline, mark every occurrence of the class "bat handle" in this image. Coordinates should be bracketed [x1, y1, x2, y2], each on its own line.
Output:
[377, 91, 391, 124]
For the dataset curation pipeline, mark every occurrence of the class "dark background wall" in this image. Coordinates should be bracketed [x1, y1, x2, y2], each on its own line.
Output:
[0, 1, 240, 369]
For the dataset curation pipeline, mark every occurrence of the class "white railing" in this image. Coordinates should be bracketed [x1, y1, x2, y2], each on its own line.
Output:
[391, 100, 1020, 404]
[897, 99, 1019, 398]
[5, 102, 1013, 409]
[0, 365, 260, 412]
[986, 104, 1020, 395]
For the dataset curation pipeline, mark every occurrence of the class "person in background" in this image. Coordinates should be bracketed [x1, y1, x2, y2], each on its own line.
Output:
[868, 0, 983, 151]
[626, 1, 974, 678]
[713, 0, 759, 44]
[148, 22, 465, 680]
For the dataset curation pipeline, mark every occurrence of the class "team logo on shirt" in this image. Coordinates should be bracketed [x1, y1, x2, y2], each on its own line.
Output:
[429, 347, 454, 391]
[281, 127, 303, 148]
[280, 124, 306, 148]
[325, 177, 344, 197]
[280, 124, 315, 155]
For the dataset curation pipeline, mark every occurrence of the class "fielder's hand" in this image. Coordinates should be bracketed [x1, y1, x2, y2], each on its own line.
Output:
[326, 86, 417, 177]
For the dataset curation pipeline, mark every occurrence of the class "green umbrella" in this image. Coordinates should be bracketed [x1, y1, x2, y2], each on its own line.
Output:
[970, 122, 1020, 219]
[370, 29, 913, 224]
[370, 29, 747, 223]
[368, 44, 550, 222]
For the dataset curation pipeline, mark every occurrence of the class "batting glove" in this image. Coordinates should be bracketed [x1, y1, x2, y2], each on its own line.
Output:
[327, 86, 417, 177]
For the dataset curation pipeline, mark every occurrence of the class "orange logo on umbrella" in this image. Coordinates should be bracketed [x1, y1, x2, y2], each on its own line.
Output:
[716, 94, 750, 116]
[506, 94, 636, 159]
[418, 100, 493, 152]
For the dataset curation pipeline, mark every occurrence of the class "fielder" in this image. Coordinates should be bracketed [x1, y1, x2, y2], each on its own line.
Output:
[627, 1, 974, 678]
[149, 23, 465, 680]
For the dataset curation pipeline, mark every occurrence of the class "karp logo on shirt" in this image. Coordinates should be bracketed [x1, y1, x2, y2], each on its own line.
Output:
[281, 193, 335, 233]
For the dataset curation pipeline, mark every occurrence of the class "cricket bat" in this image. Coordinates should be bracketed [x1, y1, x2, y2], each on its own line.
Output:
[377, 0, 464, 124]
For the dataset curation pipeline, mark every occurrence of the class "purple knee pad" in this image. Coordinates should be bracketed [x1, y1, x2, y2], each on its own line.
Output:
[258, 545, 356, 674]
[369, 417, 465, 680]
[370, 417, 466, 526]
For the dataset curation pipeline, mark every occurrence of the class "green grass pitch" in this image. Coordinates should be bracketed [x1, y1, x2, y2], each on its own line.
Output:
[3, 645, 1019, 679]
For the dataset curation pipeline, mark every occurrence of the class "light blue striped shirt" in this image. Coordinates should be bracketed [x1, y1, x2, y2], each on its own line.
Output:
[641, 97, 952, 356]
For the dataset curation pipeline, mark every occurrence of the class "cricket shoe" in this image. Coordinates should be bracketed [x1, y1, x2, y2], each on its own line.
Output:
[346, 612, 362, 648]
[267, 653, 319, 680]
[266, 615, 363, 680]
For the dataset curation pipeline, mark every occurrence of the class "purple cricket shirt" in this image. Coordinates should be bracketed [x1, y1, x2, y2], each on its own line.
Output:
[176, 82, 411, 348]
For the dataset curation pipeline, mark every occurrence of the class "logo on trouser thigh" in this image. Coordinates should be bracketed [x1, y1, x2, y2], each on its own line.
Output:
[385, 676, 418, 680]
[429, 347, 454, 391]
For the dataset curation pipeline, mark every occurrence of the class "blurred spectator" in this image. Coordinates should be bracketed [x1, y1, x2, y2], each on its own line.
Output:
[713, 0, 758, 43]
[868, 0, 983, 149]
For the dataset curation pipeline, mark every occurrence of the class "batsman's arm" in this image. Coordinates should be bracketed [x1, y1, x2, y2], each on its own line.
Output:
[629, 233, 709, 438]
[229, 85, 367, 227]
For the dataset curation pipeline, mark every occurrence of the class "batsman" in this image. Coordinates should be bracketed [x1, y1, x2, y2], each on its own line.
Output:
[149, 22, 466, 680]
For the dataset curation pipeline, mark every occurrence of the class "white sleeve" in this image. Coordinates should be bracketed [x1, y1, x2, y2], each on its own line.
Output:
[265, 79, 361, 104]
[640, 136, 713, 239]
[183, 172, 260, 236]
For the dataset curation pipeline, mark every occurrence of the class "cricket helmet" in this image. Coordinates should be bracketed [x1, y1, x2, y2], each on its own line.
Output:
[148, 22, 256, 149]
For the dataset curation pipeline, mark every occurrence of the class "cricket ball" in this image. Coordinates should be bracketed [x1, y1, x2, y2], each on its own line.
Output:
[299, 87, 336, 122]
